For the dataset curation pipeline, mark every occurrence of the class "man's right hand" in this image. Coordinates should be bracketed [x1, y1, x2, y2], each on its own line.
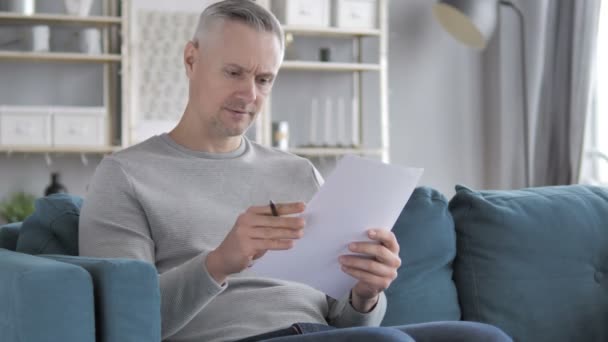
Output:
[205, 202, 306, 284]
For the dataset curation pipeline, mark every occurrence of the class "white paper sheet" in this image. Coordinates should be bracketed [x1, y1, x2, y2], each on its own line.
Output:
[250, 155, 424, 299]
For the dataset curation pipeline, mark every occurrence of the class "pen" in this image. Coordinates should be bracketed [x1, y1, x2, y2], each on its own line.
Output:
[269, 200, 279, 217]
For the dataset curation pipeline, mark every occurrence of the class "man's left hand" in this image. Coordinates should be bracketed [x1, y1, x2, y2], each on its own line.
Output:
[339, 229, 401, 313]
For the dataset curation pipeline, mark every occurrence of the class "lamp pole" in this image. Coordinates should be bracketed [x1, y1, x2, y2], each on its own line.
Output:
[500, 1, 531, 187]
[433, 0, 531, 187]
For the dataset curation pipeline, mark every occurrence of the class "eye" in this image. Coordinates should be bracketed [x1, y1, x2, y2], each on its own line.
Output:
[257, 77, 273, 86]
[225, 69, 241, 78]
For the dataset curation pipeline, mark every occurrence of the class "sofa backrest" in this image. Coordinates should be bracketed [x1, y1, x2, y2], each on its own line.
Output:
[0, 222, 22, 250]
[7, 187, 463, 327]
[15, 193, 83, 255]
[13, 184, 608, 341]
[449, 184, 608, 342]
[3, 194, 162, 342]
[382, 186, 461, 326]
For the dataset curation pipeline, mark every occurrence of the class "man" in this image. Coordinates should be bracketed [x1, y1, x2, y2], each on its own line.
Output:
[79, 1, 511, 341]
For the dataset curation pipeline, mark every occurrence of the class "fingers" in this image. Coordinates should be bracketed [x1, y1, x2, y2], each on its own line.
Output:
[249, 227, 304, 240]
[232, 204, 306, 262]
[348, 241, 401, 268]
[253, 238, 294, 251]
[367, 229, 400, 254]
[253, 215, 306, 230]
[242, 204, 306, 234]
[248, 202, 306, 216]
[236, 210, 305, 231]
[339, 255, 397, 279]
[341, 265, 393, 291]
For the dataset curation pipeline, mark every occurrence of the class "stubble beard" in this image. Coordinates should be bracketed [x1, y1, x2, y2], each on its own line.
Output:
[217, 99, 258, 137]
[212, 110, 257, 137]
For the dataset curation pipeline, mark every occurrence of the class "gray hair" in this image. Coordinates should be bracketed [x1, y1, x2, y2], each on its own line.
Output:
[192, 0, 284, 56]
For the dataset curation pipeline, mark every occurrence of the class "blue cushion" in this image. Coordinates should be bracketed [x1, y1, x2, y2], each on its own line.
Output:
[0, 222, 21, 250]
[0, 249, 95, 342]
[449, 185, 608, 342]
[382, 187, 461, 326]
[16, 194, 83, 255]
[44, 255, 162, 342]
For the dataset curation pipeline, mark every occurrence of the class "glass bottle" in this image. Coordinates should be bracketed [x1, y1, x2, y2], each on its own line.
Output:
[45, 172, 68, 196]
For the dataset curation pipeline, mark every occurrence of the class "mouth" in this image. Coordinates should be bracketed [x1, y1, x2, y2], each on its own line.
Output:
[224, 108, 250, 116]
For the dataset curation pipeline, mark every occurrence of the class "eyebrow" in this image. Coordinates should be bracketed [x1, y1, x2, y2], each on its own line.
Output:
[225, 63, 275, 79]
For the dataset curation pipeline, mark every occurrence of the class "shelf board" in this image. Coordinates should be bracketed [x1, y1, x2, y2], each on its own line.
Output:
[0, 51, 121, 63]
[281, 61, 380, 72]
[282, 25, 380, 37]
[0, 146, 381, 156]
[0, 146, 121, 154]
[289, 147, 384, 156]
[0, 12, 121, 26]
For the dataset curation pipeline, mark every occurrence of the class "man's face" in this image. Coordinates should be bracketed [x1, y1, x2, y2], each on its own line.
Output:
[185, 20, 282, 139]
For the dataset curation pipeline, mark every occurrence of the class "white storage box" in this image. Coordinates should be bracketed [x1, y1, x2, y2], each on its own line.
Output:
[52, 106, 106, 147]
[333, 0, 377, 29]
[272, 0, 330, 27]
[0, 106, 52, 146]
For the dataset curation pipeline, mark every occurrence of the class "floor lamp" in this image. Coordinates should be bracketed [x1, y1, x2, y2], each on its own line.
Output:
[433, 0, 531, 187]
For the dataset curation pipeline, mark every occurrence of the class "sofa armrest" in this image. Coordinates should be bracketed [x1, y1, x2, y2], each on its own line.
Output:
[44, 255, 162, 342]
[0, 222, 21, 250]
[0, 249, 95, 342]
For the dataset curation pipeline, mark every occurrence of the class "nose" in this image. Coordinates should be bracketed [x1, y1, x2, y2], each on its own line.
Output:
[236, 77, 257, 104]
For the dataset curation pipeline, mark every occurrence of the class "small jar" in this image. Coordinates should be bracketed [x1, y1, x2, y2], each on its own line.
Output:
[272, 121, 289, 151]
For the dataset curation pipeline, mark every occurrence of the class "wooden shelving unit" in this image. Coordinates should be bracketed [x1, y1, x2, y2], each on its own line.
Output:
[282, 25, 381, 38]
[260, 0, 390, 163]
[0, 12, 121, 26]
[289, 148, 384, 157]
[0, 1, 123, 154]
[0, 146, 120, 154]
[1, 1, 390, 161]
[281, 61, 381, 72]
[0, 51, 121, 63]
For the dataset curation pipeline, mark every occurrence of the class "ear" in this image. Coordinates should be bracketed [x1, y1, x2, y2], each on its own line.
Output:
[183, 41, 198, 79]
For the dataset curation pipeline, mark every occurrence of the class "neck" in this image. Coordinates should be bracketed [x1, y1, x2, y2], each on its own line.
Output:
[169, 104, 242, 153]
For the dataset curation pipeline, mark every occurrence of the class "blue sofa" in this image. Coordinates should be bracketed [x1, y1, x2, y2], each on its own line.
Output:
[1, 185, 607, 341]
[0, 195, 161, 342]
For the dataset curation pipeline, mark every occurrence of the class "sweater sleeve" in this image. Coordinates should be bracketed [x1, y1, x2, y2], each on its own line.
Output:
[78, 157, 226, 339]
[326, 291, 387, 328]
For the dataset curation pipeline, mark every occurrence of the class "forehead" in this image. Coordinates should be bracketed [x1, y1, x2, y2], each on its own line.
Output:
[205, 20, 282, 73]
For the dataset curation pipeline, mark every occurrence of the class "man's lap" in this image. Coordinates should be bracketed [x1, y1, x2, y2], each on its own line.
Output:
[237, 321, 512, 342]
[394, 321, 512, 342]
[237, 324, 412, 342]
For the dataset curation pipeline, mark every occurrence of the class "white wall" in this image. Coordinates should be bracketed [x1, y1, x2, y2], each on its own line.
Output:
[0, 154, 102, 198]
[387, 0, 485, 196]
[0, 0, 488, 202]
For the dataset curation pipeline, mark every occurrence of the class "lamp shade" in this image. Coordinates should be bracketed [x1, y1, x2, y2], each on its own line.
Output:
[433, 0, 499, 49]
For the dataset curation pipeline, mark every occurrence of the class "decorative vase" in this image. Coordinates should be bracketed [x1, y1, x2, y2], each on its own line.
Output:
[26, 25, 50, 52]
[79, 28, 101, 54]
[7, 0, 36, 15]
[63, 0, 93, 16]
